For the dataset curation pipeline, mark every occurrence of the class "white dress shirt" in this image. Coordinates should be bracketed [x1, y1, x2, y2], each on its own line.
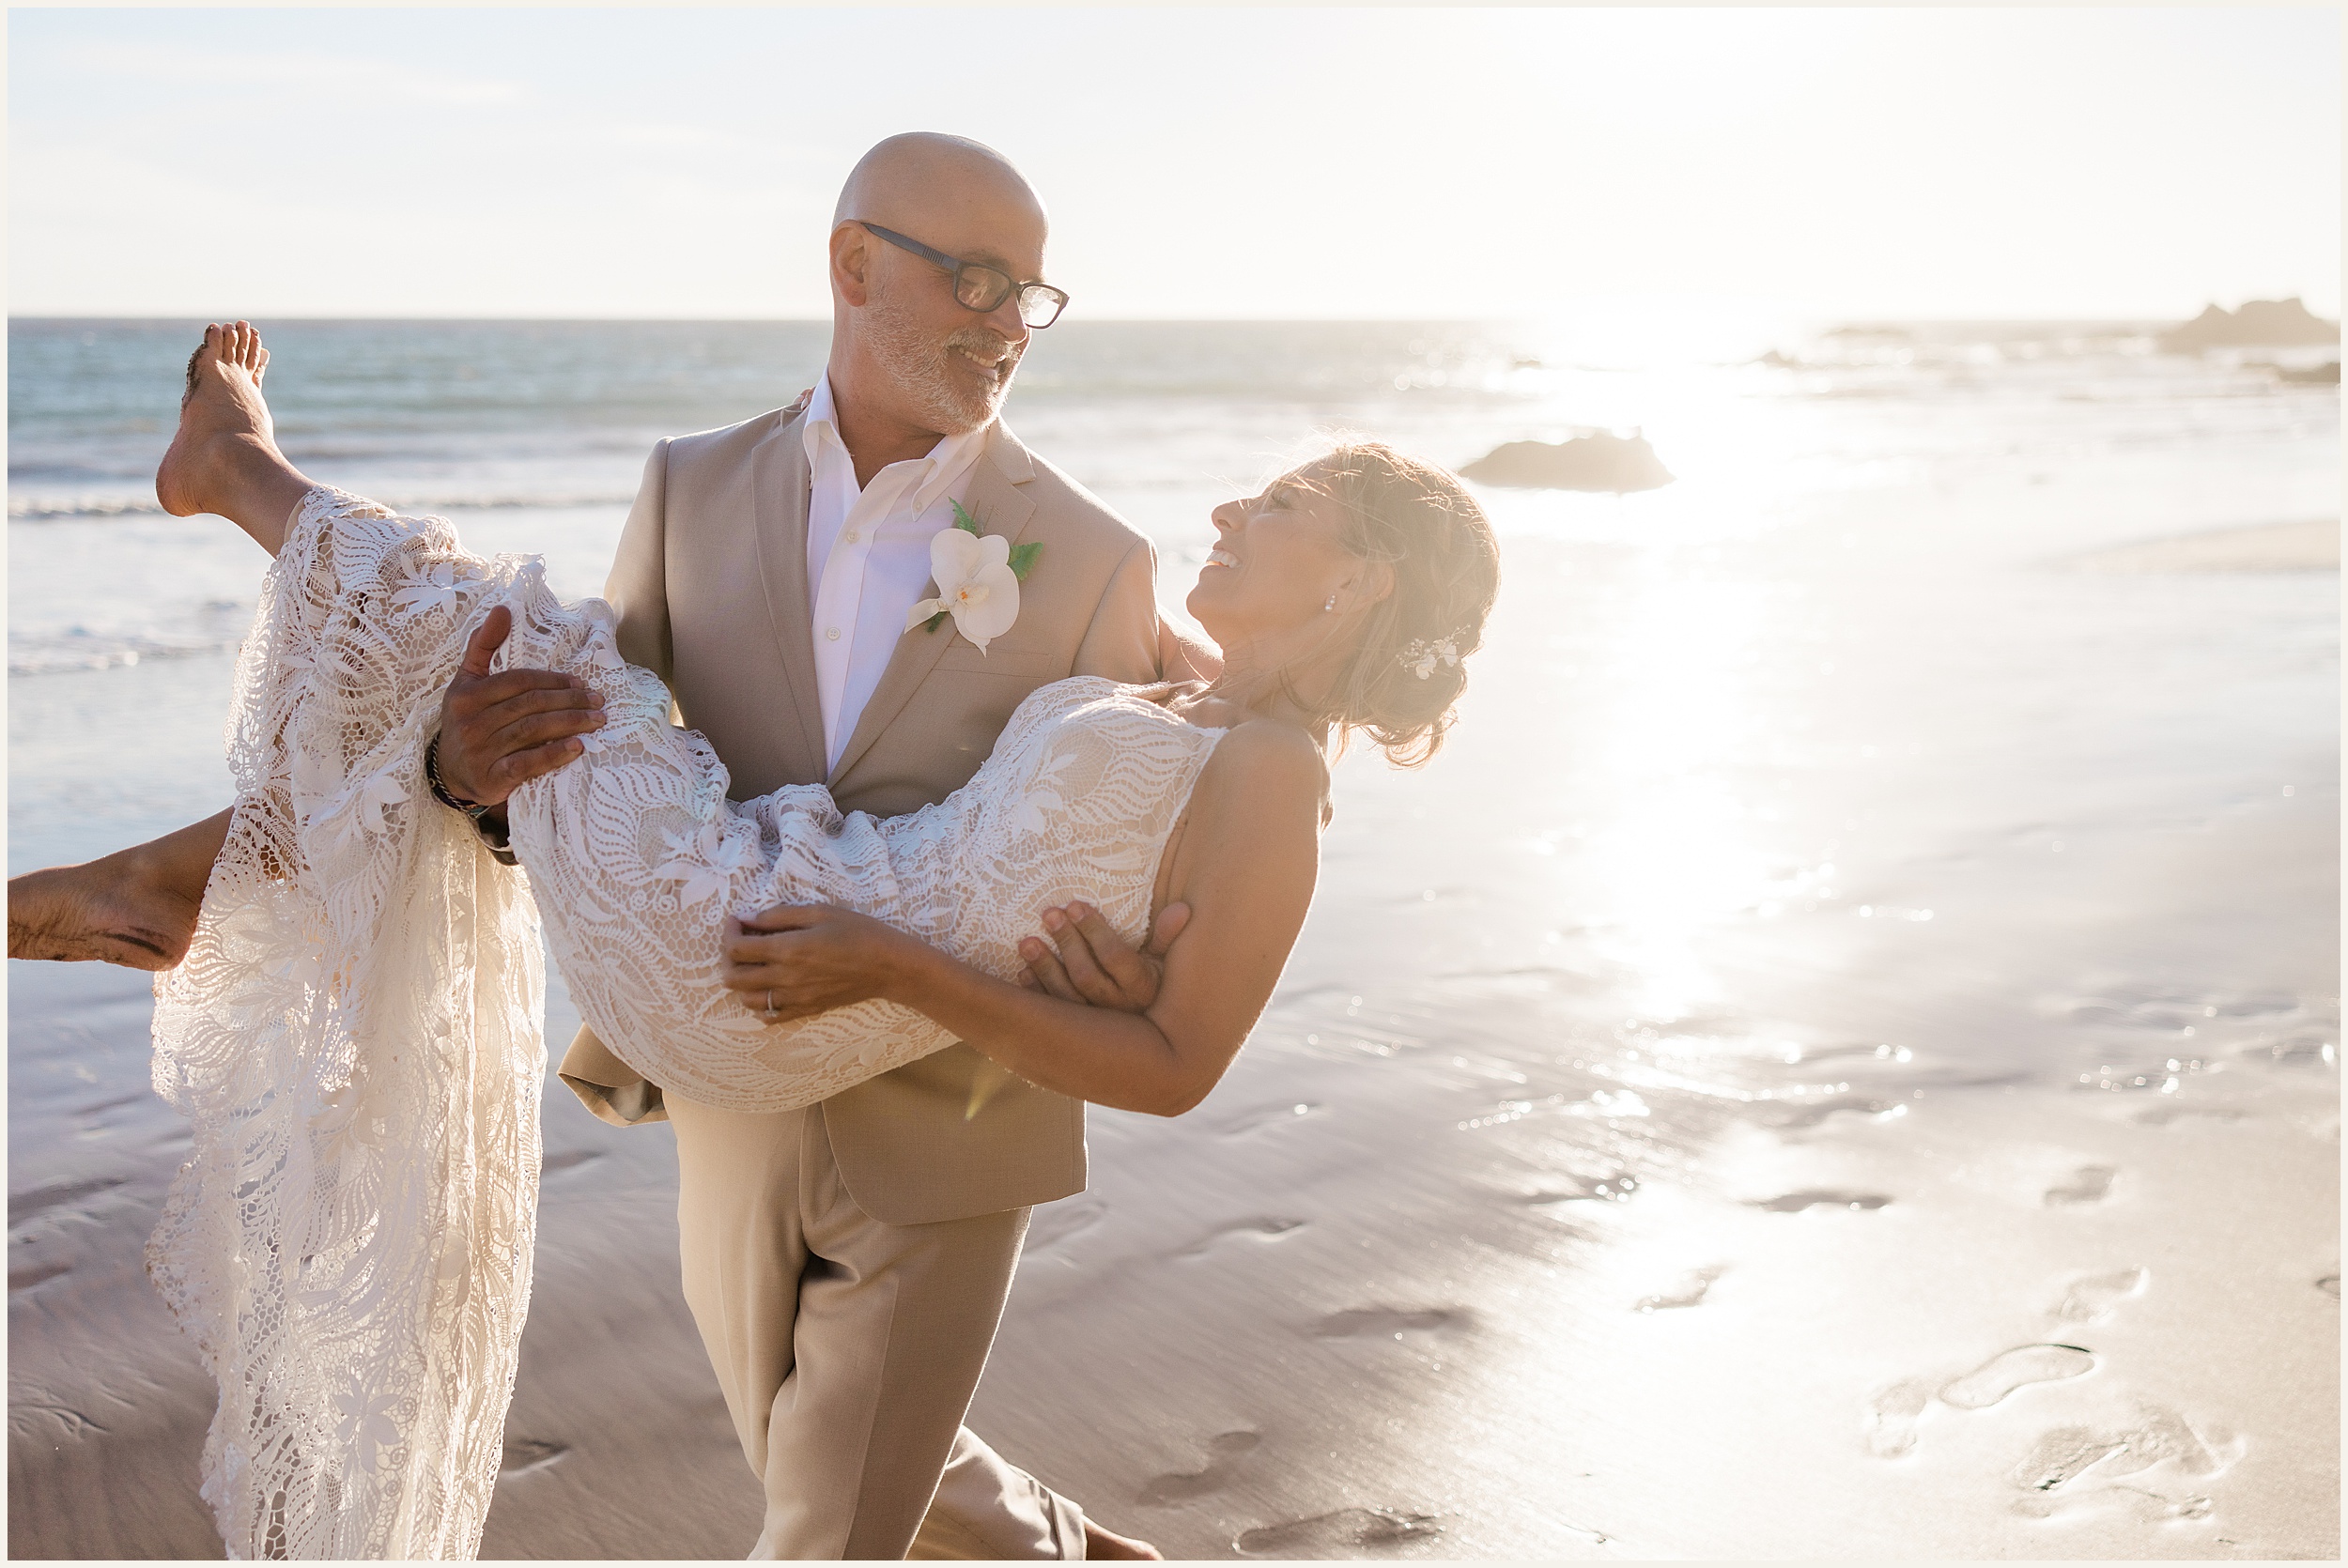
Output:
[801, 377, 990, 772]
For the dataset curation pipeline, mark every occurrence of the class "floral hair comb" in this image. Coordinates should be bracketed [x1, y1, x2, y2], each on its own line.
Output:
[1398, 636, 1460, 679]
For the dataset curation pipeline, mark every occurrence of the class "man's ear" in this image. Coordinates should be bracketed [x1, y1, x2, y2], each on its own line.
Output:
[829, 223, 873, 308]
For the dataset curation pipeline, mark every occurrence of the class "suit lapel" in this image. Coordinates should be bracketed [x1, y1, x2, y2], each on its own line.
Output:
[750, 414, 829, 782]
[826, 423, 1040, 788]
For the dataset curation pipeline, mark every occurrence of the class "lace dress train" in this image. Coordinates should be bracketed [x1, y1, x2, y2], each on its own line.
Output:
[147, 488, 1220, 1557]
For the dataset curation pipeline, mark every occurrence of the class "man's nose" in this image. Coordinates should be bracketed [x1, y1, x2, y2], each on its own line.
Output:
[981, 293, 1031, 350]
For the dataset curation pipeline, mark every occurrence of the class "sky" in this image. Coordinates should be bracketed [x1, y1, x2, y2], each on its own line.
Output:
[8, 7, 2339, 322]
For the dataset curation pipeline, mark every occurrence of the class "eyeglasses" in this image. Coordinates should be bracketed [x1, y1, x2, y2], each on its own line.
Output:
[855, 222, 1070, 330]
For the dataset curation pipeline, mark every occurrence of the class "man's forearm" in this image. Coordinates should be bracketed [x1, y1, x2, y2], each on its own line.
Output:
[885, 937, 1201, 1116]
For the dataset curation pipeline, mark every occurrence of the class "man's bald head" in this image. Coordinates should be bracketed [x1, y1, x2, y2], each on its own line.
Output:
[824, 133, 1055, 446]
[832, 132, 1046, 235]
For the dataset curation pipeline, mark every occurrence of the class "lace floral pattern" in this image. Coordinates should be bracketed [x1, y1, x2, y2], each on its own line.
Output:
[148, 488, 1224, 1557]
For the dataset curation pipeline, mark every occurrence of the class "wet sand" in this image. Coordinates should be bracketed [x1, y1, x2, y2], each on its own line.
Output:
[2058, 518, 2340, 575]
[11, 482, 2340, 1557]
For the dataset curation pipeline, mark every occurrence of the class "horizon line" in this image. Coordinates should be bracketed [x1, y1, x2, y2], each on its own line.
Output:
[11, 308, 2332, 329]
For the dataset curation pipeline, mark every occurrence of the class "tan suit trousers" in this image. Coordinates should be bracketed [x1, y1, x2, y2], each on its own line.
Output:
[667, 1094, 1087, 1560]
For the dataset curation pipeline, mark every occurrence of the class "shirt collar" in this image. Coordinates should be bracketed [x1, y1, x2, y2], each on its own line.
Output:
[802, 375, 990, 515]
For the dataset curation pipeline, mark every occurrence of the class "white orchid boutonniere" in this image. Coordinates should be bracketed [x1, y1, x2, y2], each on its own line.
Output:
[905, 501, 1043, 653]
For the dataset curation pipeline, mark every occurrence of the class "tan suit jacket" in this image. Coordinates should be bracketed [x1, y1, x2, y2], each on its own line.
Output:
[558, 404, 1163, 1224]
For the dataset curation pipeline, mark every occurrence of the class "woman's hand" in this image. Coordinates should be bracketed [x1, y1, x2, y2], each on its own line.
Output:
[721, 903, 922, 1024]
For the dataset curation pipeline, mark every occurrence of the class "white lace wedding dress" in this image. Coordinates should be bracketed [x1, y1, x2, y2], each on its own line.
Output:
[149, 487, 1224, 1559]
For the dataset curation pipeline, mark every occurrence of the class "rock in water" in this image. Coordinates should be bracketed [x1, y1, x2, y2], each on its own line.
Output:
[2160, 298, 2340, 351]
[1460, 432, 1675, 493]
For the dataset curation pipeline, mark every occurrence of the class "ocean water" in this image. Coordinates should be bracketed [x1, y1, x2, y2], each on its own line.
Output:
[8, 314, 2338, 1116]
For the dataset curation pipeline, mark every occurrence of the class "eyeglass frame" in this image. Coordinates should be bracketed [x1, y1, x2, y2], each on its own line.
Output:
[852, 221, 1070, 329]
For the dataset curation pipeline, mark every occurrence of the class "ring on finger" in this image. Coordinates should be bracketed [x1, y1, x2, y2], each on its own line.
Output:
[763, 988, 780, 1020]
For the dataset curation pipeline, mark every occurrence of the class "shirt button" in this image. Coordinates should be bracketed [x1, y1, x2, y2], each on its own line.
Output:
[826, 626, 842, 641]
[844, 530, 860, 544]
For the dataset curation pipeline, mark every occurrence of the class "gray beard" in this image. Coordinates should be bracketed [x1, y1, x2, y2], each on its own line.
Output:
[864, 291, 1017, 435]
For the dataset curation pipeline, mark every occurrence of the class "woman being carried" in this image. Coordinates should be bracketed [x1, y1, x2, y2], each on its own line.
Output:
[15, 323, 1500, 1558]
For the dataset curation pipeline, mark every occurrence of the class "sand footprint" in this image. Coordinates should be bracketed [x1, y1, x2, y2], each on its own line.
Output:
[2009, 1403, 2241, 1516]
[1314, 1307, 1467, 1340]
[1866, 1345, 2096, 1458]
[2055, 1268, 2147, 1324]
[1136, 1430, 1259, 1505]
[8, 1258, 72, 1293]
[1752, 1190, 1892, 1213]
[1940, 1344, 2096, 1409]
[1234, 1507, 1442, 1557]
[2044, 1164, 2115, 1206]
[1180, 1218, 1308, 1258]
[1635, 1265, 1726, 1313]
[1864, 1379, 1934, 1458]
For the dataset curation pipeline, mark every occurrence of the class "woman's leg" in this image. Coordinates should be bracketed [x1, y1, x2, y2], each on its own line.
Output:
[155, 321, 316, 558]
[8, 325, 313, 972]
[8, 808, 231, 970]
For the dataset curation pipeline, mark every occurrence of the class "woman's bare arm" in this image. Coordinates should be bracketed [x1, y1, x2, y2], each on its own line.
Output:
[721, 722, 1325, 1116]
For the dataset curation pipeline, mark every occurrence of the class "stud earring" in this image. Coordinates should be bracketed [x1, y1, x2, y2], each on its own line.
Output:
[1323, 594, 1338, 612]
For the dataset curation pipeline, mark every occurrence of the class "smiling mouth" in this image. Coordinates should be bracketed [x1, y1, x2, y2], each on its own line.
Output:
[1205, 547, 1240, 568]
[950, 342, 1015, 380]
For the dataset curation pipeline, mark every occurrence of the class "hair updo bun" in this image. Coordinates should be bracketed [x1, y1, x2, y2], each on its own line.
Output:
[1301, 441, 1500, 767]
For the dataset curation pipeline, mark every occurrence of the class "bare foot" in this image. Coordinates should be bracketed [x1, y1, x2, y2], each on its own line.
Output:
[156, 321, 312, 553]
[1082, 1519, 1163, 1560]
[8, 848, 204, 971]
[7, 808, 230, 972]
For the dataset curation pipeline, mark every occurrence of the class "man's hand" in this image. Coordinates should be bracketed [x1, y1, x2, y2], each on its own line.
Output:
[722, 904, 919, 1023]
[434, 606, 607, 807]
[1016, 899, 1189, 1013]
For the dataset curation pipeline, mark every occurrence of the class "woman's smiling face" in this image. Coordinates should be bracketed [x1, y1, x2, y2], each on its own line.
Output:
[1184, 460, 1361, 649]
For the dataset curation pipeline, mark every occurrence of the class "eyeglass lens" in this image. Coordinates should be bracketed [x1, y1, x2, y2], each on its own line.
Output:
[1014, 287, 1067, 329]
[947, 261, 1066, 328]
[952, 268, 1012, 313]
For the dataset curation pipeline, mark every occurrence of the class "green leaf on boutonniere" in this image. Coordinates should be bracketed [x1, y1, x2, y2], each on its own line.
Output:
[922, 609, 949, 633]
[1006, 541, 1043, 580]
[950, 500, 982, 536]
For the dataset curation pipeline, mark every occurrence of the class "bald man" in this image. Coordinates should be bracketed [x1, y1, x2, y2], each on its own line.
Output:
[8, 133, 1180, 1559]
[433, 132, 1181, 1559]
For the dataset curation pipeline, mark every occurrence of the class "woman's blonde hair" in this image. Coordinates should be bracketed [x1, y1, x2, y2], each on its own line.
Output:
[1289, 441, 1501, 767]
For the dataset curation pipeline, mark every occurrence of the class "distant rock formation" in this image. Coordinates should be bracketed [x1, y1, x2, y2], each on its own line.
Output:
[2276, 361, 2341, 386]
[1460, 432, 1674, 493]
[2160, 298, 2339, 352]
